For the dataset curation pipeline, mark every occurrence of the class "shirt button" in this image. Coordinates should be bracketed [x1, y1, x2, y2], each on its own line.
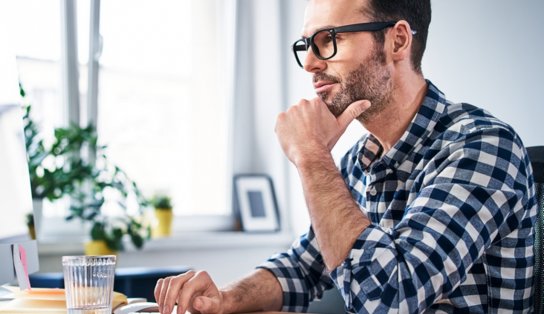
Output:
[368, 188, 377, 196]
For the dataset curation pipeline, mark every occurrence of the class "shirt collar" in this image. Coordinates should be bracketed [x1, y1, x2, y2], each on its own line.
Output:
[359, 80, 447, 171]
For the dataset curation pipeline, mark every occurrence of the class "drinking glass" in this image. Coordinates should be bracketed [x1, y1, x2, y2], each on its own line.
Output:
[62, 255, 116, 314]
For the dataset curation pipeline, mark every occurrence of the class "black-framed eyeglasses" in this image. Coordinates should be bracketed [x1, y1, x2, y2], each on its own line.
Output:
[292, 21, 399, 68]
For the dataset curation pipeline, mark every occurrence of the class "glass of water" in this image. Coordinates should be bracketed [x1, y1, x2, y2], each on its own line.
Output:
[62, 255, 117, 314]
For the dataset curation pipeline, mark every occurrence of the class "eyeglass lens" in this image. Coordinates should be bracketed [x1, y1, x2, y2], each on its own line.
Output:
[294, 29, 337, 66]
[312, 29, 336, 58]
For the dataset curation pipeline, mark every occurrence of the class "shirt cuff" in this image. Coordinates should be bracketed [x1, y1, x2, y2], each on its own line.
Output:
[257, 260, 311, 313]
[329, 224, 397, 310]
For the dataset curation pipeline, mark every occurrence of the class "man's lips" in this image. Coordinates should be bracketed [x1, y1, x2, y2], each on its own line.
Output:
[314, 81, 337, 94]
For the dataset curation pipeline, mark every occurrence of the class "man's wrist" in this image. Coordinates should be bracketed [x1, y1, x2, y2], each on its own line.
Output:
[295, 148, 335, 171]
[218, 269, 283, 313]
[219, 289, 235, 314]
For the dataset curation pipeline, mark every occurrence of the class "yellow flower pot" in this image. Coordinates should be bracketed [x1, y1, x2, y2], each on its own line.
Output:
[84, 240, 117, 256]
[28, 225, 36, 240]
[153, 209, 173, 238]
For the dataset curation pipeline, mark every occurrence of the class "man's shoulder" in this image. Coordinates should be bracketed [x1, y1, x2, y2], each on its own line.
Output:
[424, 81, 518, 140]
[436, 101, 517, 141]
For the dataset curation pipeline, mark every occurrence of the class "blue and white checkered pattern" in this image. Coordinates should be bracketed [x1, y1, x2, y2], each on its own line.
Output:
[259, 81, 537, 313]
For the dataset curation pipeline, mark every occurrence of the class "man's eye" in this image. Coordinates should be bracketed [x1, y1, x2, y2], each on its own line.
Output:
[315, 32, 334, 47]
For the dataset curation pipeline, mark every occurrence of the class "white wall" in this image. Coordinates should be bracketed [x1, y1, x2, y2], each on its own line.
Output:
[425, 0, 544, 147]
[232, 0, 293, 235]
[284, 0, 544, 234]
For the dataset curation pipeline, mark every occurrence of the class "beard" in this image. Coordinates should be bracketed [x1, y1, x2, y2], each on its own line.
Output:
[315, 46, 393, 122]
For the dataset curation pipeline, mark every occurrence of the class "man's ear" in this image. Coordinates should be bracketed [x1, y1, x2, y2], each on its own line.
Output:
[388, 20, 412, 62]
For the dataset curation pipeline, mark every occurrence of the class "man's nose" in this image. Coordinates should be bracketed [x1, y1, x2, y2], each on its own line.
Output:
[303, 48, 327, 73]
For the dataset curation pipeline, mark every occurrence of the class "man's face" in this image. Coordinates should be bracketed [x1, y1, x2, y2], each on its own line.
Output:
[302, 0, 393, 121]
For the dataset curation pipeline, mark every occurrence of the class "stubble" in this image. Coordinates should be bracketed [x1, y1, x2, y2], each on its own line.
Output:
[317, 46, 393, 123]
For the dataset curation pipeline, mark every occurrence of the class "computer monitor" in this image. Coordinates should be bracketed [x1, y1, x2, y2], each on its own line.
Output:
[0, 51, 40, 299]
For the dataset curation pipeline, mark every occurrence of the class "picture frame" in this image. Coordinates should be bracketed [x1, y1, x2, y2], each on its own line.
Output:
[233, 174, 280, 232]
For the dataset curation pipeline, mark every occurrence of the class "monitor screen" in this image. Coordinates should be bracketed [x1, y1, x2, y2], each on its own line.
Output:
[0, 105, 33, 240]
[0, 53, 39, 296]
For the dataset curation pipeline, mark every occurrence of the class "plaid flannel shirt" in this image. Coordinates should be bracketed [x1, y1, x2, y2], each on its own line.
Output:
[259, 81, 536, 313]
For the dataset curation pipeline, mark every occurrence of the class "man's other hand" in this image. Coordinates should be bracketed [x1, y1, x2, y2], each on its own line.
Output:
[155, 270, 224, 314]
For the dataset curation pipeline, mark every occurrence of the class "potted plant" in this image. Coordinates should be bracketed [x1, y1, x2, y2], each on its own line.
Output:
[21, 84, 151, 254]
[150, 194, 173, 238]
[26, 213, 36, 240]
[68, 147, 151, 255]
[22, 87, 95, 237]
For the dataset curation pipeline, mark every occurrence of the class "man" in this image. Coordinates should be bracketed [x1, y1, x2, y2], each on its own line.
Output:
[155, 0, 537, 312]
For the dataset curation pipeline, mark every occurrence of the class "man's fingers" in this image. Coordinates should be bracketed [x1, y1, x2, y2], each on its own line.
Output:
[157, 271, 195, 314]
[157, 276, 171, 312]
[154, 278, 165, 305]
[337, 100, 371, 129]
[176, 271, 218, 314]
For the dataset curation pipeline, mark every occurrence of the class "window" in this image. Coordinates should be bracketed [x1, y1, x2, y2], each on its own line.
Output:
[97, 0, 232, 216]
[5, 0, 63, 146]
[3, 0, 68, 217]
[4, 0, 234, 228]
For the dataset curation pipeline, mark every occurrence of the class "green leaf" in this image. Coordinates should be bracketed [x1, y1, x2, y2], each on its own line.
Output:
[90, 222, 106, 241]
[130, 234, 144, 249]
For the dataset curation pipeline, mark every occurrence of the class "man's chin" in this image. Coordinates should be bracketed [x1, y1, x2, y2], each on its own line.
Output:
[317, 92, 347, 117]
[317, 92, 335, 106]
[317, 91, 327, 100]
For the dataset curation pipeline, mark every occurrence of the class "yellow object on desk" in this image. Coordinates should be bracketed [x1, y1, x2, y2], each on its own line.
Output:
[0, 286, 128, 313]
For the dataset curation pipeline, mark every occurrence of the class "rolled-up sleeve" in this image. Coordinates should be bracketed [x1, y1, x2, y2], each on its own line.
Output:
[258, 228, 335, 312]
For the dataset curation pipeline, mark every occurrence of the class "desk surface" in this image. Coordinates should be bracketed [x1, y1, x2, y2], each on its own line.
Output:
[1, 287, 312, 314]
[0, 299, 307, 314]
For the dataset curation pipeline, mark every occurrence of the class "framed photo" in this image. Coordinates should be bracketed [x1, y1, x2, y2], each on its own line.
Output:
[233, 174, 280, 232]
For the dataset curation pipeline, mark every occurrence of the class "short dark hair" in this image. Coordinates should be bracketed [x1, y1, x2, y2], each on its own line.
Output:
[364, 0, 431, 73]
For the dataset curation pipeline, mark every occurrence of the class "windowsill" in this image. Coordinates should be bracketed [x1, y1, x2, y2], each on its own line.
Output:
[37, 230, 295, 256]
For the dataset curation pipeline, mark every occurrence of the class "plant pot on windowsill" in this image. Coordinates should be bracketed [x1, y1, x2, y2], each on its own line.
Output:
[150, 194, 173, 238]
[26, 213, 36, 240]
[82, 218, 148, 256]
[83, 222, 121, 256]
[153, 209, 173, 238]
[84, 240, 117, 256]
